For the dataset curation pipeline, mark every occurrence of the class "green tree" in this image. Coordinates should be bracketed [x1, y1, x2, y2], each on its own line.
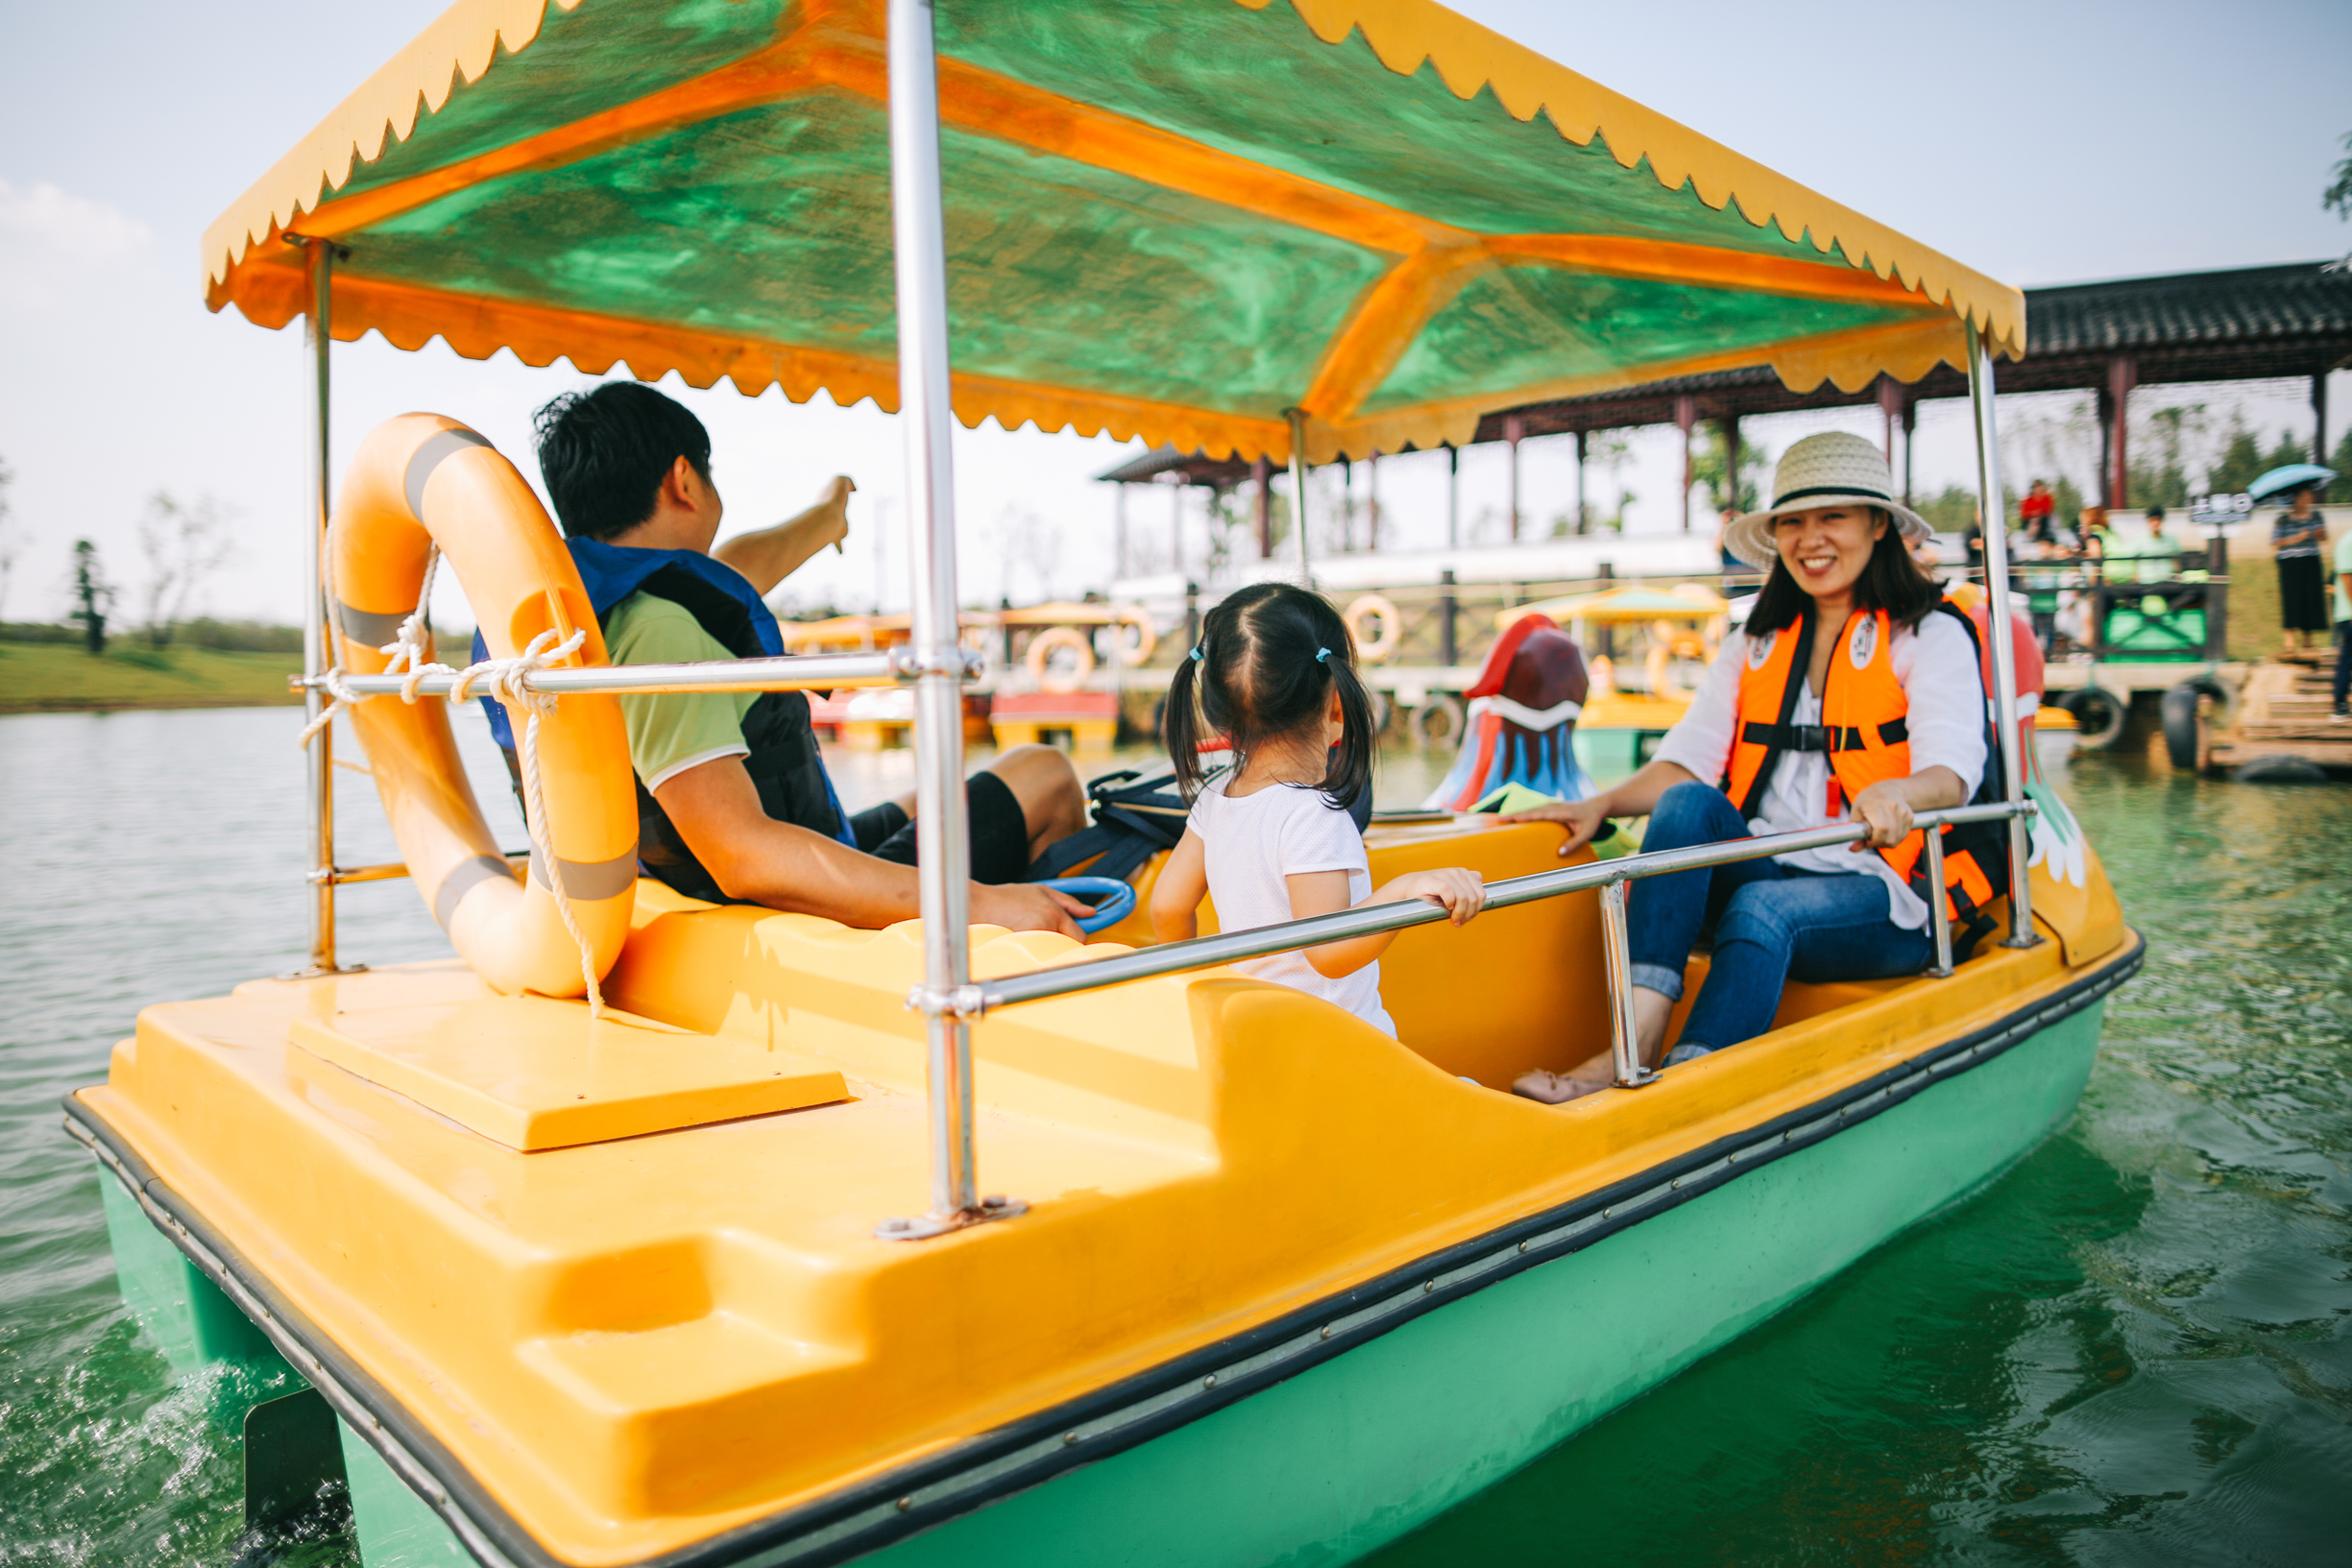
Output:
[66, 538, 115, 655]
[2127, 403, 2208, 509]
[2205, 413, 2267, 495]
[1915, 484, 1977, 533]
[2325, 130, 2352, 220]
[2329, 427, 2352, 504]
[1691, 422, 1770, 514]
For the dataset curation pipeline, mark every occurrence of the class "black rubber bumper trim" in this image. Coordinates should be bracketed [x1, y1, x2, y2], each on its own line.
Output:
[66, 930, 2142, 1568]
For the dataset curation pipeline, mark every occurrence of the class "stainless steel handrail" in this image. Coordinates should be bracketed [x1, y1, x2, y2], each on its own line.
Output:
[969, 801, 2034, 1022]
[294, 649, 922, 700]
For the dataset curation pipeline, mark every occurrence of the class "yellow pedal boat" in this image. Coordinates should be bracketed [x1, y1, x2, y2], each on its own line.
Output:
[70, 2, 2126, 1565]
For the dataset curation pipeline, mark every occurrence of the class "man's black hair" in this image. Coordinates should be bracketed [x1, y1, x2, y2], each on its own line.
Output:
[2145, 505, 2166, 521]
[532, 382, 713, 541]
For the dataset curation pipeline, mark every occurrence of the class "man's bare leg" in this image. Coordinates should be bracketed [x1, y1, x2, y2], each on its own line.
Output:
[886, 744, 1087, 860]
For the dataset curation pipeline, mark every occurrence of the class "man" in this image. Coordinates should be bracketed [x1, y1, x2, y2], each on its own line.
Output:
[528, 382, 1091, 935]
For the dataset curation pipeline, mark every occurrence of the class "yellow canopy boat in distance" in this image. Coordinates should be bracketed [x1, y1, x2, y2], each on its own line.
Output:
[68, 4, 2129, 1567]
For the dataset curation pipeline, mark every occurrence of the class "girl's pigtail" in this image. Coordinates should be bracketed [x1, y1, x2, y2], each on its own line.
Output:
[1318, 644, 1376, 813]
[1165, 642, 1207, 801]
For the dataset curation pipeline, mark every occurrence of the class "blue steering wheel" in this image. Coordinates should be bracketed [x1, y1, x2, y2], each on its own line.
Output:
[1037, 876, 1137, 935]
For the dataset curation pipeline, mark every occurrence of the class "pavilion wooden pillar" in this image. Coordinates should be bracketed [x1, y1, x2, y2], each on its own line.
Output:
[1445, 444, 1460, 548]
[1675, 394, 1697, 531]
[2104, 356, 2137, 509]
[2315, 373, 2331, 465]
[1504, 414, 1525, 539]
[1574, 428, 1588, 534]
[1722, 415, 1742, 514]
[1876, 375, 1904, 469]
[1901, 398, 1917, 504]
[1251, 455, 1272, 558]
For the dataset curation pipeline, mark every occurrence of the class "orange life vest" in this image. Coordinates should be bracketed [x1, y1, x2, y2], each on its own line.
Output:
[1724, 603, 2008, 948]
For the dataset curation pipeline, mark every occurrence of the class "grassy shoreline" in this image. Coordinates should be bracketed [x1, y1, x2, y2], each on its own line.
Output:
[0, 641, 303, 714]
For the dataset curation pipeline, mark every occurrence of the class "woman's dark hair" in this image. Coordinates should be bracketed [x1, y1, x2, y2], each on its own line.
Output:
[532, 382, 713, 541]
[1744, 507, 1942, 635]
[1164, 582, 1374, 810]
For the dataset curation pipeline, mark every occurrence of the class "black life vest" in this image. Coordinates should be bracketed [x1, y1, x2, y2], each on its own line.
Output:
[479, 538, 854, 905]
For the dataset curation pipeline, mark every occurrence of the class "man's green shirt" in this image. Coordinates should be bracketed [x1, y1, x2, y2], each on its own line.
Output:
[603, 591, 758, 789]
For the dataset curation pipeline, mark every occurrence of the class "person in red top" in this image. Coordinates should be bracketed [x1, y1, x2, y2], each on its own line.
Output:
[2019, 479, 2054, 531]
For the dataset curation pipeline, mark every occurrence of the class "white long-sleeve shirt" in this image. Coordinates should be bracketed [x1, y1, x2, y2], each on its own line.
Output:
[1651, 614, 1987, 930]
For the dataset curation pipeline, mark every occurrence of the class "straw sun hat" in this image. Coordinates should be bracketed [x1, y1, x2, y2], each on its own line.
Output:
[1723, 431, 1935, 569]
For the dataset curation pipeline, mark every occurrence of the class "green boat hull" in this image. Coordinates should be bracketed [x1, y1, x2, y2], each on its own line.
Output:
[87, 1000, 2105, 1568]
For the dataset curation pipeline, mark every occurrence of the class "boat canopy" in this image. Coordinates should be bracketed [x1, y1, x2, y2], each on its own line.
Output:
[204, 0, 2025, 466]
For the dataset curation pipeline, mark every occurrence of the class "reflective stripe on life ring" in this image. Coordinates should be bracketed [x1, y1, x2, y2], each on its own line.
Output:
[330, 413, 637, 999]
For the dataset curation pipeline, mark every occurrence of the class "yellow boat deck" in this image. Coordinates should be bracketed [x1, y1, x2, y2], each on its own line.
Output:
[76, 818, 2126, 1566]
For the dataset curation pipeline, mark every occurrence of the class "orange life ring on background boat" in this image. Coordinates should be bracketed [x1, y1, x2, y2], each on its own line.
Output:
[1024, 625, 1096, 694]
[330, 414, 638, 998]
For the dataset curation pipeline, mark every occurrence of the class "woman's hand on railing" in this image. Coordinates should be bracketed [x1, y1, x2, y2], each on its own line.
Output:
[1498, 796, 1614, 858]
[1849, 781, 1916, 851]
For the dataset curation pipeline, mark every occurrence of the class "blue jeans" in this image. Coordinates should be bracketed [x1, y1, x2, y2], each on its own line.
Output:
[1627, 782, 1932, 1054]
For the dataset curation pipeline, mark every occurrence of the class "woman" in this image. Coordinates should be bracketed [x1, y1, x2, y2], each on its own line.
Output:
[2272, 484, 2331, 658]
[1503, 432, 1994, 1103]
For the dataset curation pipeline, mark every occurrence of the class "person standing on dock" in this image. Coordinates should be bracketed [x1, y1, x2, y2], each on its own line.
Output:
[2272, 484, 2332, 659]
[2333, 515, 2351, 720]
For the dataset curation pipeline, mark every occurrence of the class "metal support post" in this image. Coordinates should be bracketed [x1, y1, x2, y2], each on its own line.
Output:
[1286, 407, 1311, 583]
[1675, 394, 1697, 532]
[1439, 568, 1457, 667]
[1599, 880, 1656, 1088]
[1251, 455, 1272, 558]
[290, 238, 358, 979]
[876, 0, 1020, 1241]
[1922, 828, 1955, 977]
[1966, 323, 2039, 950]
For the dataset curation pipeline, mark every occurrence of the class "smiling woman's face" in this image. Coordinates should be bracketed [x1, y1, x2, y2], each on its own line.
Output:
[1772, 504, 1887, 603]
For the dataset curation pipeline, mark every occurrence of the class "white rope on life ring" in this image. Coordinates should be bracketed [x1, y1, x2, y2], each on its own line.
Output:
[1024, 625, 1096, 695]
[1110, 604, 1157, 668]
[1344, 592, 1402, 663]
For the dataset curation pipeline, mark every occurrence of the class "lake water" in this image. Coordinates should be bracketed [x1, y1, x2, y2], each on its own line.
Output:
[2, 709, 2347, 1566]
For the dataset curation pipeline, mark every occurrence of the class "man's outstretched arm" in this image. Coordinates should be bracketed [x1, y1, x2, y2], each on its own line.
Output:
[714, 476, 855, 595]
[653, 755, 1087, 936]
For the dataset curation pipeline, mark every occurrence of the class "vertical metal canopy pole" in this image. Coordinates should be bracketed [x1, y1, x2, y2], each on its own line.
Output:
[1286, 407, 1311, 583]
[298, 238, 346, 977]
[876, 0, 1013, 1239]
[1965, 323, 2038, 949]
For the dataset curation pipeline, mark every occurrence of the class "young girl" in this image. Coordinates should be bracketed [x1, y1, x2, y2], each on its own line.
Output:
[1148, 583, 1486, 1038]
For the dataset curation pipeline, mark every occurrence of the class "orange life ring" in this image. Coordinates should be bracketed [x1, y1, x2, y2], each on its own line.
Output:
[330, 414, 637, 998]
[1344, 592, 1402, 663]
[1024, 625, 1096, 694]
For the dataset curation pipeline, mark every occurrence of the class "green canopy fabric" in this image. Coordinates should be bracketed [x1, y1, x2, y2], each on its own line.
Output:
[204, 0, 2023, 463]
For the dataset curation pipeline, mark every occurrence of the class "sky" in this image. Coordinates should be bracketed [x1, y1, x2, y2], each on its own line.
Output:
[2, 0, 2348, 629]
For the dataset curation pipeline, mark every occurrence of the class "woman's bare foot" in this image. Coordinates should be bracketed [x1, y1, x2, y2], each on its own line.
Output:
[1511, 1069, 1612, 1105]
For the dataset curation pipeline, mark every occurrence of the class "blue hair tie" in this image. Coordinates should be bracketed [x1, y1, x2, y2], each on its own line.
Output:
[1189, 645, 1204, 663]
[1315, 646, 1331, 663]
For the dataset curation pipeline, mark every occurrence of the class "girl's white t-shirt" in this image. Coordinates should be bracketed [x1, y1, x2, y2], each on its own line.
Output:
[1186, 778, 1396, 1038]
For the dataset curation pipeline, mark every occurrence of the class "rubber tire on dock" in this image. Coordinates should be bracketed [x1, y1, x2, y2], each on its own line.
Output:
[1409, 692, 1464, 749]
[2160, 676, 2228, 772]
[2057, 687, 2127, 751]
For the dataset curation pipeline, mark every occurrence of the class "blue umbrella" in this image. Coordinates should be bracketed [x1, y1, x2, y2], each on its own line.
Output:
[2246, 464, 2336, 504]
